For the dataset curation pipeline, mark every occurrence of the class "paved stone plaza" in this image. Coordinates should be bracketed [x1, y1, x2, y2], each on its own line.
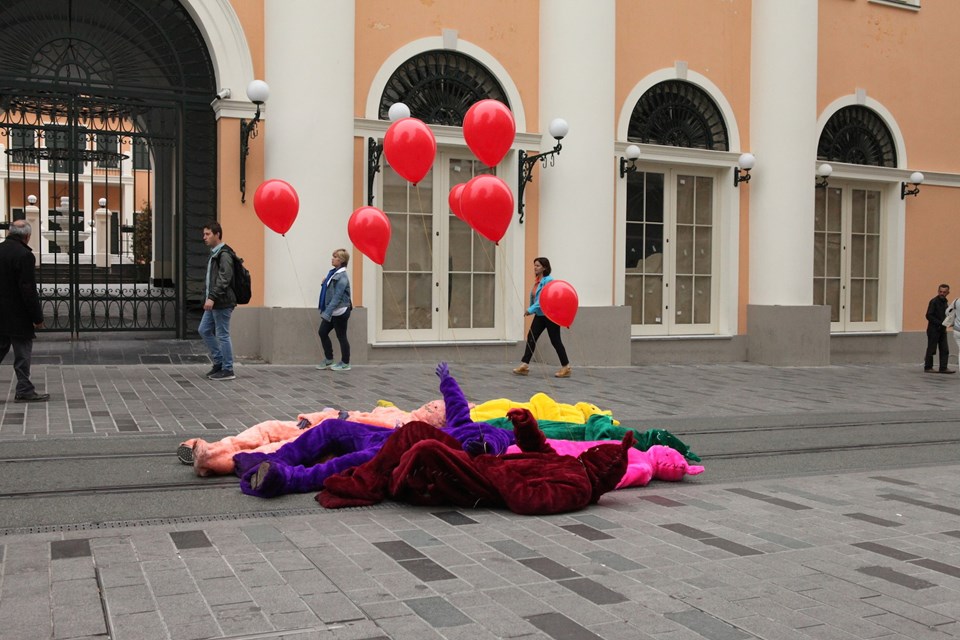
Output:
[0, 340, 958, 640]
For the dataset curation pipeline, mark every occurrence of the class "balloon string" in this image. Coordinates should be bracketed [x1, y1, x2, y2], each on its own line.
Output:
[279, 236, 343, 400]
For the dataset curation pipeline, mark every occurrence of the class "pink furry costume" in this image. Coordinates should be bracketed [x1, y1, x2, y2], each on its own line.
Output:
[505, 440, 704, 488]
[179, 401, 446, 477]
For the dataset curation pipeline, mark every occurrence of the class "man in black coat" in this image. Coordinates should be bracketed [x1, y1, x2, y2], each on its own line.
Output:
[924, 283, 955, 374]
[0, 220, 49, 401]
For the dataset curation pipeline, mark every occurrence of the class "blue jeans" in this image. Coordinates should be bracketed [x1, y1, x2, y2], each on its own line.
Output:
[199, 307, 234, 371]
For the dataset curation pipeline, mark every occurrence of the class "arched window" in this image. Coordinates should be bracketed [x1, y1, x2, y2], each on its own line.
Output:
[814, 106, 895, 333]
[378, 50, 508, 126]
[374, 50, 509, 342]
[628, 81, 729, 151]
[817, 106, 897, 167]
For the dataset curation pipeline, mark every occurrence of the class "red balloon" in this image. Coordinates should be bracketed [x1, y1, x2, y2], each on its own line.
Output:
[459, 175, 514, 244]
[448, 183, 466, 221]
[347, 206, 392, 266]
[383, 118, 436, 185]
[463, 100, 516, 167]
[540, 280, 579, 328]
[253, 179, 299, 235]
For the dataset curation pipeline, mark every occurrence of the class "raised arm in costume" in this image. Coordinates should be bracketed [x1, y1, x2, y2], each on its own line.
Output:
[237, 363, 513, 498]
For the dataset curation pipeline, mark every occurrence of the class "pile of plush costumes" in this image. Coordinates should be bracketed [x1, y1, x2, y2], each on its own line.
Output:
[178, 363, 703, 515]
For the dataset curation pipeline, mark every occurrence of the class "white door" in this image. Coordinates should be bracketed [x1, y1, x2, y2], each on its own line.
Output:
[378, 152, 502, 341]
[814, 183, 883, 331]
[624, 167, 719, 335]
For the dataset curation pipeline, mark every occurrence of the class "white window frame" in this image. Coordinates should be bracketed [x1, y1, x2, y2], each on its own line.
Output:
[614, 143, 741, 338]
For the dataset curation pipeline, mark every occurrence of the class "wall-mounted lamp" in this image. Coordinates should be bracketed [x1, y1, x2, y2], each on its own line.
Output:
[517, 118, 569, 224]
[901, 171, 924, 200]
[733, 153, 755, 187]
[815, 163, 832, 189]
[367, 137, 384, 206]
[239, 79, 270, 203]
[366, 103, 410, 206]
[619, 144, 641, 179]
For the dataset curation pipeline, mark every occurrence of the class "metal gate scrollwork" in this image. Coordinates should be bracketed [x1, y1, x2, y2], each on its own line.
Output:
[1, 92, 178, 333]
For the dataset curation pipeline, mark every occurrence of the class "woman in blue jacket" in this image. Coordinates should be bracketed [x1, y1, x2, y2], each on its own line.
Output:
[513, 257, 571, 378]
[316, 248, 352, 371]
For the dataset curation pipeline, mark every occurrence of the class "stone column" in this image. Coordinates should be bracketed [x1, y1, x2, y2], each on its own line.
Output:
[535, 0, 630, 364]
[747, 0, 830, 364]
[262, 0, 355, 309]
[24, 197, 40, 254]
[94, 199, 110, 268]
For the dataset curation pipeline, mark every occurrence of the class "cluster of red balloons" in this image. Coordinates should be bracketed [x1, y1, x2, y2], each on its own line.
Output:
[448, 99, 517, 244]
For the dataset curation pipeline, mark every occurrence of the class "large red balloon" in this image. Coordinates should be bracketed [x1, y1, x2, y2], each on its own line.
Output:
[253, 179, 299, 235]
[540, 279, 579, 328]
[448, 183, 466, 221]
[383, 118, 436, 185]
[347, 206, 392, 266]
[459, 175, 514, 244]
[463, 99, 516, 167]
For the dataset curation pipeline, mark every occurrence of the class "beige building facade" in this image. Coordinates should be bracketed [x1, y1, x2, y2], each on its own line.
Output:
[1, 0, 954, 366]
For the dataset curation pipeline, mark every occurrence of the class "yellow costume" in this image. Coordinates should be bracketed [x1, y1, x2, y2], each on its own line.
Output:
[469, 392, 617, 425]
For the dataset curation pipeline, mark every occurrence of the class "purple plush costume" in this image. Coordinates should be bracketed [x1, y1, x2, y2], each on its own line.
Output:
[235, 363, 514, 497]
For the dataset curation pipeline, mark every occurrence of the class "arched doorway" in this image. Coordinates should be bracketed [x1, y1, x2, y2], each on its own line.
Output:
[624, 80, 729, 335]
[0, 0, 217, 336]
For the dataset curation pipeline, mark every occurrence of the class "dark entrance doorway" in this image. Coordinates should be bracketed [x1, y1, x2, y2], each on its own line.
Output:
[0, 0, 218, 337]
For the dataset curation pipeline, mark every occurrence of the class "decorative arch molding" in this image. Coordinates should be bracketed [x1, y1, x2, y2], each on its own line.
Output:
[364, 36, 527, 131]
[617, 68, 742, 153]
[817, 95, 908, 170]
[179, 0, 257, 118]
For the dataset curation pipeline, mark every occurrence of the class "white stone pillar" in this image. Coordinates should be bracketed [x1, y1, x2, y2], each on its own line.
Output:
[749, 0, 818, 305]
[538, 0, 616, 305]
[263, 0, 355, 307]
[94, 198, 110, 268]
[24, 197, 40, 253]
[123, 185, 135, 260]
[747, 0, 829, 365]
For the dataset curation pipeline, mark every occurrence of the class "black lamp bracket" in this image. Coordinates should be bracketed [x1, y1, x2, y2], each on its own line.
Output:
[517, 141, 563, 224]
[367, 137, 384, 206]
[239, 103, 263, 203]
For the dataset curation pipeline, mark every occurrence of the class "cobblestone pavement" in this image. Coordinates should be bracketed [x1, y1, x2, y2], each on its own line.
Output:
[0, 341, 958, 640]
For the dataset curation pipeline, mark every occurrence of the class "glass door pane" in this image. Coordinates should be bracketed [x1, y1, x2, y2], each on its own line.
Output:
[813, 186, 843, 324]
[382, 163, 434, 332]
[446, 158, 496, 331]
[674, 175, 713, 326]
[849, 189, 881, 324]
[625, 171, 664, 326]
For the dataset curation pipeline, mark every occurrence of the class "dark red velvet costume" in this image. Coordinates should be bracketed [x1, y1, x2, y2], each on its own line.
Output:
[318, 407, 634, 515]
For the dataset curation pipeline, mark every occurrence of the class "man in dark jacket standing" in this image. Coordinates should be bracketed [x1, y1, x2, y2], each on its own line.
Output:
[199, 221, 237, 380]
[0, 220, 49, 401]
[924, 283, 954, 374]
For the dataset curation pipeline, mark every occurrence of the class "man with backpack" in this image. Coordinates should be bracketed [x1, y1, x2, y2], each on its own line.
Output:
[200, 221, 238, 380]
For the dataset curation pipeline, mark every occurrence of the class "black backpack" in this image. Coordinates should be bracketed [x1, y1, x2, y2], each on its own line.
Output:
[227, 248, 252, 305]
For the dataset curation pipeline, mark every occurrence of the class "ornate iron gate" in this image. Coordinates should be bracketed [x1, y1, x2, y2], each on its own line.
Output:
[0, 0, 220, 338]
[1, 91, 179, 333]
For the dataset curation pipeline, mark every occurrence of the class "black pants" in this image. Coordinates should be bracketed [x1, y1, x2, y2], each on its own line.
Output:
[925, 325, 949, 370]
[0, 335, 35, 395]
[522, 314, 568, 367]
[319, 308, 351, 364]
